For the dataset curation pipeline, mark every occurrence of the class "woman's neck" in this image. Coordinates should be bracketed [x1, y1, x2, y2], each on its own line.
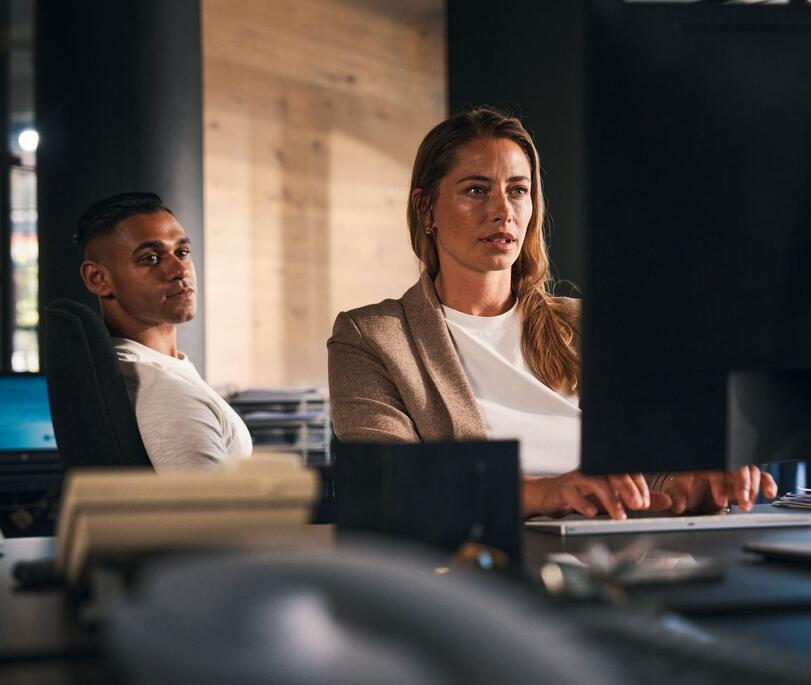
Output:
[434, 269, 514, 316]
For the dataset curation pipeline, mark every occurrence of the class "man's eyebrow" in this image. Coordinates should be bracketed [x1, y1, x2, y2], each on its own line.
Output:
[132, 240, 164, 254]
[131, 237, 191, 254]
[454, 174, 530, 184]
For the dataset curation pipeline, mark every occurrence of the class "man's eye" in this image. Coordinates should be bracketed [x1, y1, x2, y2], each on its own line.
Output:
[139, 254, 160, 265]
[176, 248, 191, 259]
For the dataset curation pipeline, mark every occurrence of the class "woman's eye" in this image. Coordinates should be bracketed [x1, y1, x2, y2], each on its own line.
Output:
[511, 186, 529, 197]
[466, 185, 487, 196]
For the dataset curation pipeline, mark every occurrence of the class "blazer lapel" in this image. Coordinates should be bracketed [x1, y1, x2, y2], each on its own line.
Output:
[401, 273, 488, 440]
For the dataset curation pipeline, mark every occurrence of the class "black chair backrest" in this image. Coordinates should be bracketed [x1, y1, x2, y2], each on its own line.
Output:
[45, 298, 153, 469]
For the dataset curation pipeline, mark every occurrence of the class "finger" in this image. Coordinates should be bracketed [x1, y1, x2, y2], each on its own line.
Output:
[632, 473, 651, 509]
[668, 481, 688, 515]
[581, 478, 626, 520]
[732, 467, 752, 511]
[707, 471, 728, 509]
[748, 465, 761, 504]
[608, 474, 644, 510]
[761, 472, 778, 500]
[649, 491, 672, 512]
[562, 486, 598, 517]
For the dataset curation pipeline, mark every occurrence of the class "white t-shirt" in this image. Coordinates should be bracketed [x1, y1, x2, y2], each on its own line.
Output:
[114, 338, 253, 472]
[441, 304, 580, 475]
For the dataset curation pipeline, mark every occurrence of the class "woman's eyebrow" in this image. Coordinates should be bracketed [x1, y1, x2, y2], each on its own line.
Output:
[455, 174, 491, 185]
[455, 174, 530, 185]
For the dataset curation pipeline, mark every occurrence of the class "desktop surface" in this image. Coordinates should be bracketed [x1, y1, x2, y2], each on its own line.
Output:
[4, 508, 811, 683]
[523, 505, 811, 660]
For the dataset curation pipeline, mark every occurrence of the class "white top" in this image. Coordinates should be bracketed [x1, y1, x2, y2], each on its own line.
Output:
[114, 338, 253, 472]
[441, 303, 580, 475]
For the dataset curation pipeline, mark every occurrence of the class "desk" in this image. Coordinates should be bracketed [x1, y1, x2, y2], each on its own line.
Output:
[0, 537, 112, 684]
[523, 506, 811, 660]
[3, 512, 811, 683]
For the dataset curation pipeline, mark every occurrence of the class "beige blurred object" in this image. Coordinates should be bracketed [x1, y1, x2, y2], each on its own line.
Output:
[55, 456, 320, 585]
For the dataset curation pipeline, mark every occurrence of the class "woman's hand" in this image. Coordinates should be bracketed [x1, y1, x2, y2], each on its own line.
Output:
[658, 466, 778, 514]
[522, 470, 666, 520]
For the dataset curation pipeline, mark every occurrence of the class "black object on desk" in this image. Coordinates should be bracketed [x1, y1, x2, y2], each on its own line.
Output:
[745, 541, 811, 567]
[335, 440, 522, 565]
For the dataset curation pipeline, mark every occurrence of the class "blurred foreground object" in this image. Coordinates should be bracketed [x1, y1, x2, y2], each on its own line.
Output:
[106, 542, 613, 685]
[55, 454, 318, 585]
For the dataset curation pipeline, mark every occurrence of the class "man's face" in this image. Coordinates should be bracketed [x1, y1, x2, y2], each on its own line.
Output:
[85, 211, 197, 327]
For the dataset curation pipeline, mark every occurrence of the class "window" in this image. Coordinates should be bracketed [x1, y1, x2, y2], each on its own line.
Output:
[1, 0, 36, 372]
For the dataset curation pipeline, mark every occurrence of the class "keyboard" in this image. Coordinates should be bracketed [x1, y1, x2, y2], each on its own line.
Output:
[526, 510, 811, 536]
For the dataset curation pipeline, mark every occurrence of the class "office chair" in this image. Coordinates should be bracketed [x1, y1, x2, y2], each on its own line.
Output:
[44, 298, 152, 470]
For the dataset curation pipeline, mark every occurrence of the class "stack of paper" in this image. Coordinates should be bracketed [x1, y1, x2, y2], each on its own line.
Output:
[771, 487, 811, 510]
[56, 455, 319, 585]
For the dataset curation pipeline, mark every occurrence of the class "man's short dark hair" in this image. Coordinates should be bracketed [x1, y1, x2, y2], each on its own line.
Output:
[75, 192, 173, 248]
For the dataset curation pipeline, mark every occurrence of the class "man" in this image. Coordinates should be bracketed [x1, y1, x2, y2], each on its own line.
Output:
[77, 192, 252, 470]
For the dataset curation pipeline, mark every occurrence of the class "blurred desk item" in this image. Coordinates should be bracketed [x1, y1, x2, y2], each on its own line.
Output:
[54, 456, 318, 585]
[227, 387, 331, 467]
[772, 487, 811, 510]
[3, 530, 810, 685]
[524, 504, 811, 661]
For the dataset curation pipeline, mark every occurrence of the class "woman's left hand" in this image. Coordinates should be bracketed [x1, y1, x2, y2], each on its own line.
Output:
[659, 466, 778, 514]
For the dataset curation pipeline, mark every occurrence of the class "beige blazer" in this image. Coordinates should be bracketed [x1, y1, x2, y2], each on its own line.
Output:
[328, 272, 579, 444]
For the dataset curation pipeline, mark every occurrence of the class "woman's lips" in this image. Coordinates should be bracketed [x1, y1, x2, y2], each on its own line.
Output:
[480, 236, 516, 251]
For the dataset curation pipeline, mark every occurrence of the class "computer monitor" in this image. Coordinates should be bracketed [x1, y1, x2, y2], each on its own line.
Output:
[580, 1, 811, 475]
[0, 374, 58, 465]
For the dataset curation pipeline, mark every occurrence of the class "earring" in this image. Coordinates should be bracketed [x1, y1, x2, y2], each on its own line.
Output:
[424, 225, 433, 236]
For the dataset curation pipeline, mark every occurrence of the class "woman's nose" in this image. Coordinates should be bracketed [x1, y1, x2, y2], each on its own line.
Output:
[488, 189, 512, 223]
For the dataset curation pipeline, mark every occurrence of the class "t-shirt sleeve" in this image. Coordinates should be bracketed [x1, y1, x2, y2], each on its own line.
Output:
[126, 363, 228, 472]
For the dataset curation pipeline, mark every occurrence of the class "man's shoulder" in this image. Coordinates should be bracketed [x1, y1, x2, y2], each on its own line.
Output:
[116, 350, 210, 409]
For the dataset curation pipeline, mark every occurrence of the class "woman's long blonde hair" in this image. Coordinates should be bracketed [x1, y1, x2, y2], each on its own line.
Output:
[408, 107, 580, 393]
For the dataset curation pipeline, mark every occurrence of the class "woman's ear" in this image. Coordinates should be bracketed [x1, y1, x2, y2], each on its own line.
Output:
[411, 188, 431, 227]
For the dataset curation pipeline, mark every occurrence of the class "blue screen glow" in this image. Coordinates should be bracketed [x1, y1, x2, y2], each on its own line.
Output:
[0, 375, 57, 452]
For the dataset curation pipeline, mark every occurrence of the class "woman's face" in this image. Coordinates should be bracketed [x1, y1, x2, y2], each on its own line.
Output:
[429, 137, 533, 279]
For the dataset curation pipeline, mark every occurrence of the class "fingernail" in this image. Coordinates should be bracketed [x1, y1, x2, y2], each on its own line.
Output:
[587, 507, 597, 517]
[742, 489, 750, 501]
[631, 495, 642, 508]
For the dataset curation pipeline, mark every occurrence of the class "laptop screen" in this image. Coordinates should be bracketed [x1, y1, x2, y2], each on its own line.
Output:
[0, 375, 57, 454]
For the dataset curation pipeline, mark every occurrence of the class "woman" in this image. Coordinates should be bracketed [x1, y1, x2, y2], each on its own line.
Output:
[328, 107, 776, 519]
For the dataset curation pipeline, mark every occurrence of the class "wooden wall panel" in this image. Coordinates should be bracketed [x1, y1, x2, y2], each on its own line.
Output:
[202, 0, 446, 388]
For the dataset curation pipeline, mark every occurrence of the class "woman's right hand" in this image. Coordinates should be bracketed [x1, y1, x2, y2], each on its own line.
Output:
[522, 470, 668, 520]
